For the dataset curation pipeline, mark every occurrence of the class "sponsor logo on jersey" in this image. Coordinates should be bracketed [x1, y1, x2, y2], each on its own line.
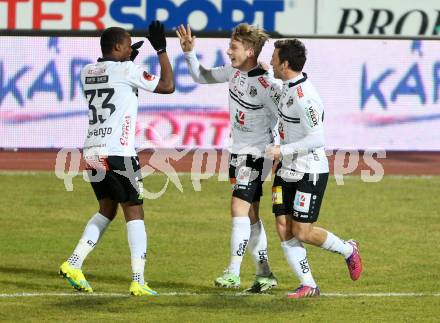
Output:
[120, 116, 131, 146]
[87, 127, 112, 138]
[85, 75, 108, 84]
[278, 121, 285, 140]
[296, 86, 304, 98]
[287, 96, 294, 107]
[87, 68, 106, 75]
[258, 76, 269, 88]
[249, 85, 257, 97]
[293, 191, 311, 213]
[235, 111, 245, 125]
[306, 106, 319, 127]
[143, 71, 155, 81]
[239, 75, 246, 86]
[272, 186, 283, 204]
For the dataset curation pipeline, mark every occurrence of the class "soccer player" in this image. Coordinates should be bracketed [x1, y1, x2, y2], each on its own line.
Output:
[59, 22, 174, 296]
[176, 24, 279, 292]
[266, 39, 363, 299]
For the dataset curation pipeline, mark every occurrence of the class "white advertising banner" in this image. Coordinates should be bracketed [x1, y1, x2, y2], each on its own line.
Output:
[0, 36, 439, 150]
[318, 0, 440, 36]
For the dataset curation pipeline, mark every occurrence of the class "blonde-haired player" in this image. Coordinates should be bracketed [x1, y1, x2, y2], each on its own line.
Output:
[177, 23, 281, 293]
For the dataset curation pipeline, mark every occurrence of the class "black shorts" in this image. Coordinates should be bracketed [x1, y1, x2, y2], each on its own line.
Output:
[85, 155, 144, 205]
[272, 163, 328, 223]
[229, 154, 272, 203]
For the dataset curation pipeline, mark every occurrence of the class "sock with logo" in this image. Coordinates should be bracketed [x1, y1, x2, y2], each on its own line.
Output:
[67, 212, 111, 269]
[281, 237, 317, 288]
[127, 220, 147, 285]
[320, 231, 353, 259]
[228, 217, 251, 276]
[248, 220, 272, 276]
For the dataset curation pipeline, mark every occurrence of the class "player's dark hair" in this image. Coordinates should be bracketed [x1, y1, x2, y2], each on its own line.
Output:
[100, 27, 129, 55]
[274, 39, 307, 72]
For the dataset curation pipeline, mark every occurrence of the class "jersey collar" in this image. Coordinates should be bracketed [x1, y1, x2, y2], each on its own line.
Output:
[247, 65, 267, 77]
[288, 72, 308, 87]
[97, 57, 120, 62]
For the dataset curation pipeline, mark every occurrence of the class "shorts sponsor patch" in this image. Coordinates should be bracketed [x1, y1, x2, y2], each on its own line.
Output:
[293, 191, 311, 213]
[237, 166, 252, 186]
[272, 186, 283, 205]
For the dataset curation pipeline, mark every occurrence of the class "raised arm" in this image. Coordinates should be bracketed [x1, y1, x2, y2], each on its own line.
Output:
[147, 21, 175, 94]
[176, 24, 230, 84]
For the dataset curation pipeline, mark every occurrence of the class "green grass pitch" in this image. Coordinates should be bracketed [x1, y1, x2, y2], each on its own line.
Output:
[0, 172, 439, 322]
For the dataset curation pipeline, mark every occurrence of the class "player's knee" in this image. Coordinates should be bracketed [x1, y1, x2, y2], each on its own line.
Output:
[292, 226, 310, 243]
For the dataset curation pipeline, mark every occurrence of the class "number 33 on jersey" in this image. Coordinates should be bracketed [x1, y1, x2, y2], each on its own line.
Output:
[81, 58, 159, 158]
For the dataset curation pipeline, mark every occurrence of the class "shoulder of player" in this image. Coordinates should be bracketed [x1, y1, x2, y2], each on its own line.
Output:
[252, 70, 280, 91]
[81, 62, 98, 73]
[289, 82, 316, 107]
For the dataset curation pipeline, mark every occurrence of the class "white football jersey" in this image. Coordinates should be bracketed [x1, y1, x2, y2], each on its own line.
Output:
[184, 51, 280, 156]
[81, 58, 159, 157]
[277, 73, 329, 173]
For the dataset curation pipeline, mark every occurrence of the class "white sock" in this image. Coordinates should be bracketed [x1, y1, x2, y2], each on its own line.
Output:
[67, 212, 110, 269]
[127, 220, 147, 285]
[228, 217, 251, 276]
[248, 220, 272, 276]
[320, 231, 353, 259]
[281, 238, 317, 288]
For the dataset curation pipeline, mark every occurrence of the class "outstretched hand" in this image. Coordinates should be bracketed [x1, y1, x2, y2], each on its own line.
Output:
[176, 24, 196, 52]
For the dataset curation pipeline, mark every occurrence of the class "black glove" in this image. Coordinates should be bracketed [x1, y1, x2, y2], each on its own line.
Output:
[130, 41, 144, 61]
[147, 20, 166, 54]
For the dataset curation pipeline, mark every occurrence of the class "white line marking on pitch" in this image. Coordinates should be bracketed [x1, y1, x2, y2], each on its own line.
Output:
[0, 292, 439, 298]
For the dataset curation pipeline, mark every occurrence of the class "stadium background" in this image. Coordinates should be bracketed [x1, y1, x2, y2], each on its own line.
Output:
[0, 1, 439, 322]
[1, 0, 440, 173]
